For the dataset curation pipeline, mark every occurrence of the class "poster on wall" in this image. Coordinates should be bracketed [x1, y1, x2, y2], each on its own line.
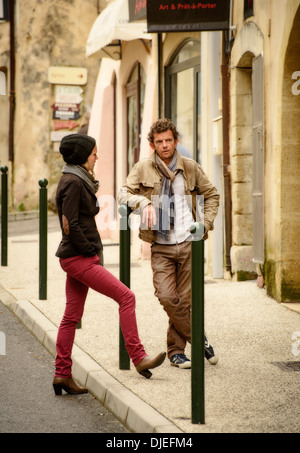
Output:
[147, 0, 231, 32]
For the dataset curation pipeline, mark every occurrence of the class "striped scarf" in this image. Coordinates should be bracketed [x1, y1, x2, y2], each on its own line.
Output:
[155, 151, 177, 240]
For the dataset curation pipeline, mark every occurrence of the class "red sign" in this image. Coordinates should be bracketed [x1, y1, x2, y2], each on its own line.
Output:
[53, 120, 79, 131]
[147, 0, 230, 32]
[129, 0, 147, 21]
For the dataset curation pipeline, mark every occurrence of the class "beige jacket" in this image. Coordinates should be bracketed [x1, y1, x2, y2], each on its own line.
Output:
[118, 152, 220, 244]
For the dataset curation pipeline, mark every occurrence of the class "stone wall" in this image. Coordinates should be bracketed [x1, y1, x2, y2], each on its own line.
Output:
[0, 0, 105, 211]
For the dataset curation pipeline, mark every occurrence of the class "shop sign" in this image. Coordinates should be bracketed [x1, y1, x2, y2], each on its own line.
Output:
[128, 0, 147, 21]
[147, 0, 230, 32]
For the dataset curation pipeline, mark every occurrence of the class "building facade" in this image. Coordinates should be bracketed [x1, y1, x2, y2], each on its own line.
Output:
[229, 0, 300, 302]
[87, 0, 300, 303]
[0, 0, 102, 209]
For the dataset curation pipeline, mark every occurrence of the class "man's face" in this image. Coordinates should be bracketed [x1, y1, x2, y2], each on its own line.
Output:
[150, 129, 178, 166]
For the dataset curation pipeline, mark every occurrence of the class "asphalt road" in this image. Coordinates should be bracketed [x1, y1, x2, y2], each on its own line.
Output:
[0, 300, 128, 434]
[7, 214, 60, 237]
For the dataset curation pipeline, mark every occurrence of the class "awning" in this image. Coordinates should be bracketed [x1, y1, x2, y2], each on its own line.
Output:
[86, 0, 151, 59]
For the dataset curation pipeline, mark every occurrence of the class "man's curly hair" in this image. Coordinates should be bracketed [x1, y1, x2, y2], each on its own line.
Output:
[147, 118, 179, 144]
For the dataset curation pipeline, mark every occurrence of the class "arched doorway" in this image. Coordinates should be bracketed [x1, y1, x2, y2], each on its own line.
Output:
[230, 50, 262, 281]
[279, 7, 300, 301]
[229, 21, 264, 281]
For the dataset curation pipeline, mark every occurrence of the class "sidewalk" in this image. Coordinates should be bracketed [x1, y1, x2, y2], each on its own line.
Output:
[1, 214, 299, 433]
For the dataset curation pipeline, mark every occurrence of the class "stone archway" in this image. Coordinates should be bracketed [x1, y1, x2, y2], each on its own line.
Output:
[278, 7, 300, 301]
[230, 21, 264, 280]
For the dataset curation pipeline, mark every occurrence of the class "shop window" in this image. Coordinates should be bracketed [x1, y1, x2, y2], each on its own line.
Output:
[165, 40, 201, 162]
[126, 63, 145, 172]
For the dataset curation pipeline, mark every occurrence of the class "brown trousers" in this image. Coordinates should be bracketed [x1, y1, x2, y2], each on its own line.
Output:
[151, 241, 191, 358]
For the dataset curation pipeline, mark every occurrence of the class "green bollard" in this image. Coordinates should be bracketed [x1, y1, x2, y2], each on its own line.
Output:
[1, 166, 8, 266]
[118, 205, 131, 370]
[190, 222, 205, 424]
[39, 179, 48, 300]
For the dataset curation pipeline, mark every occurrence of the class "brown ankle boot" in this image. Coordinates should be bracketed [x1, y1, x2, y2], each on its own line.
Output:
[135, 352, 166, 379]
[53, 377, 88, 395]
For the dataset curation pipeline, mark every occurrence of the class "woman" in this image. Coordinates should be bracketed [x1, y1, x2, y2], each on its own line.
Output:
[53, 133, 166, 395]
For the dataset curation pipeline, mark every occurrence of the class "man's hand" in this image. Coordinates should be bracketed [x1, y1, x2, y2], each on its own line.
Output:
[142, 204, 157, 229]
[202, 229, 208, 240]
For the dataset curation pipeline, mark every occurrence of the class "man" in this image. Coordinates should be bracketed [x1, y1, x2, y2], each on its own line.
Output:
[118, 119, 220, 369]
[177, 133, 192, 158]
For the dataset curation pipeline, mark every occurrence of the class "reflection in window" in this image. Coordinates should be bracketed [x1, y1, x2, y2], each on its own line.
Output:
[165, 40, 201, 162]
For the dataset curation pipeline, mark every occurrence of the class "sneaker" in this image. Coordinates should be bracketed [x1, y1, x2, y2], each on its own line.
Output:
[170, 353, 191, 369]
[205, 336, 218, 365]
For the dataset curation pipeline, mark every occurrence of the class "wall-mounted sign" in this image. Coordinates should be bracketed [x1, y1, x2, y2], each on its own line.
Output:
[55, 85, 83, 104]
[52, 110, 81, 120]
[147, 0, 230, 32]
[51, 102, 81, 112]
[48, 66, 87, 85]
[128, 0, 146, 21]
[50, 130, 77, 142]
[53, 120, 79, 131]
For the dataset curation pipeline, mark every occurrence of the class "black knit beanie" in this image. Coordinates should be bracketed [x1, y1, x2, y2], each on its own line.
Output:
[59, 134, 96, 165]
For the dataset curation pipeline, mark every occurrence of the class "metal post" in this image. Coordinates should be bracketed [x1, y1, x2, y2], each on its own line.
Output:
[1, 166, 8, 266]
[190, 222, 205, 424]
[118, 205, 131, 370]
[39, 179, 48, 300]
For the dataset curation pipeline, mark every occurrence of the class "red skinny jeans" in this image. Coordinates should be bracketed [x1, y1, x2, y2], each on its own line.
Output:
[55, 255, 146, 378]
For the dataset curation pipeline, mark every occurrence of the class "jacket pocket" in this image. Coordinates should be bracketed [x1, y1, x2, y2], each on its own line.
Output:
[140, 181, 158, 198]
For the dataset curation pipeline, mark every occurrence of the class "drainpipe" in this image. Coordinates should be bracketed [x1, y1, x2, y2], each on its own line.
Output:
[221, 30, 232, 272]
[8, 0, 15, 163]
[157, 33, 162, 118]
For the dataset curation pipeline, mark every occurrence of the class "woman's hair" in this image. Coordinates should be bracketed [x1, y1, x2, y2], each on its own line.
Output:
[147, 118, 179, 144]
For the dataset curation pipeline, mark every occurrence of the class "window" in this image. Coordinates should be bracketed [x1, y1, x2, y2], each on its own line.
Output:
[165, 40, 201, 162]
[0, 0, 9, 21]
[0, 69, 6, 95]
[126, 63, 146, 172]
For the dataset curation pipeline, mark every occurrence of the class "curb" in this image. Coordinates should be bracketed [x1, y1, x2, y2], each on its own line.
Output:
[0, 286, 182, 434]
